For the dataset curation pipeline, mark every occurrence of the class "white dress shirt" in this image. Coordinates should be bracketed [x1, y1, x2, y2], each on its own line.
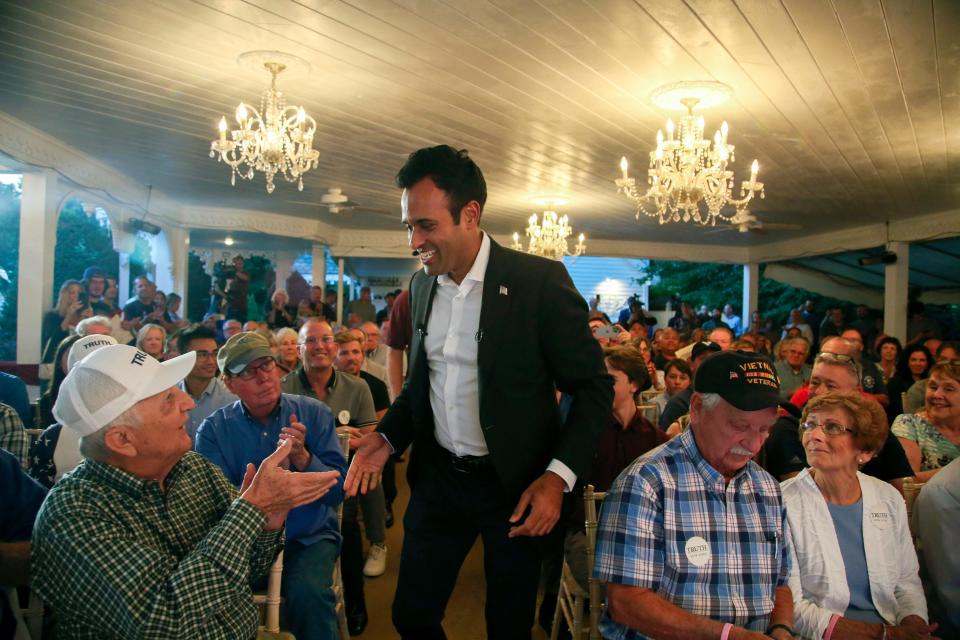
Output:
[425, 233, 576, 489]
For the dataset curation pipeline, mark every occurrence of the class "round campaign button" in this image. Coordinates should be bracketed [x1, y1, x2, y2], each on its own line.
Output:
[337, 410, 351, 425]
[684, 536, 711, 567]
[684, 536, 710, 567]
[868, 509, 890, 530]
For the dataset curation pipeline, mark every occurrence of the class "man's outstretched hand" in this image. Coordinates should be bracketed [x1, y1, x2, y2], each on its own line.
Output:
[344, 432, 392, 497]
[508, 471, 566, 538]
[240, 439, 340, 530]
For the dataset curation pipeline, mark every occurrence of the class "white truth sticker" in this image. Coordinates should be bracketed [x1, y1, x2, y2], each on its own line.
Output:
[685, 536, 711, 567]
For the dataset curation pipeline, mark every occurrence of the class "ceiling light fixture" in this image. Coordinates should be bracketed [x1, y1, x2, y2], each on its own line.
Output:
[210, 51, 319, 194]
[615, 81, 765, 226]
[511, 202, 585, 261]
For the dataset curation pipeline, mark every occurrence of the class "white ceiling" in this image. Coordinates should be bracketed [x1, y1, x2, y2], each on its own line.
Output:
[0, 0, 958, 247]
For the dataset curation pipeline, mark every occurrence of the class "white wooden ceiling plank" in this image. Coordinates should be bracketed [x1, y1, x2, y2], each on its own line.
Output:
[883, 0, 950, 189]
[933, 0, 960, 186]
[684, 0, 879, 214]
[830, 0, 927, 206]
[776, 0, 912, 214]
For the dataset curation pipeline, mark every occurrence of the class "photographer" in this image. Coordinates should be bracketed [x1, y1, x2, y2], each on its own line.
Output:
[266, 289, 297, 329]
[41, 280, 91, 383]
[121, 276, 171, 336]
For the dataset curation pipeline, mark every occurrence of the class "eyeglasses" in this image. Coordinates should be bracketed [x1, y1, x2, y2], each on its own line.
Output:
[300, 336, 335, 346]
[235, 358, 277, 380]
[799, 419, 855, 437]
[194, 349, 219, 360]
[815, 351, 861, 380]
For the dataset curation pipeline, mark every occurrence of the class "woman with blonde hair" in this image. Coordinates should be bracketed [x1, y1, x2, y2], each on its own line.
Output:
[783, 391, 933, 640]
[135, 323, 167, 360]
[40, 279, 91, 380]
[275, 327, 300, 374]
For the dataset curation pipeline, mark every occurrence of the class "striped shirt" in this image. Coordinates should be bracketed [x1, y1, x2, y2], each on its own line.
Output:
[595, 428, 792, 639]
[31, 452, 283, 639]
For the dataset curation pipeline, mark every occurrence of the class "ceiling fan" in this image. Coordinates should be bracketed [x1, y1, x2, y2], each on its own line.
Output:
[290, 188, 394, 217]
[705, 212, 803, 234]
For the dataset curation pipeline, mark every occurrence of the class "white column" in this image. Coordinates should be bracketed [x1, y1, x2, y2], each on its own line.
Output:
[17, 169, 58, 363]
[311, 244, 326, 290]
[336, 257, 344, 326]
[884, 241, 910, 343]
[742, 262, 759, 333]
[274, 251, 293, 294]
[164, 227, 189, 309]
[118, 253, 131, 304]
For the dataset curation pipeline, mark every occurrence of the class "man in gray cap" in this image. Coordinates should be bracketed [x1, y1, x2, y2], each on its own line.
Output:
[196, 331, 347, 640]
[31, 344, 340, 639]
[595, 350, 795, 640]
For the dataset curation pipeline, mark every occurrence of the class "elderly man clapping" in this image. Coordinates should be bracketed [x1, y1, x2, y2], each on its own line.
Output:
[31, 345, 339, 639]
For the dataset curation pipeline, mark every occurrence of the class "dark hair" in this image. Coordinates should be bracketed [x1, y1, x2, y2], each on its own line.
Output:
[41, 334, 82, 420]
[603, 346, 651, 391]
[395, 145, 487, 223]
[177, 323, 218, 354]
[874, 336, 902, 360]
[895, 343, 933, 381]
[937, 341, 960, 359]
[840, 325, 864, 343]
[664, 358, 692, 378]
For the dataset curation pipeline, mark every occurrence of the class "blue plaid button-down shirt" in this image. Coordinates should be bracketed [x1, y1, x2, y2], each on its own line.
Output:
[595, 428, 792, 639]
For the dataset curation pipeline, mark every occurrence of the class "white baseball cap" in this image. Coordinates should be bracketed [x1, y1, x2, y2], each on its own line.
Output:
[67, 334, 118, 371]
[53, 345, 196, 436]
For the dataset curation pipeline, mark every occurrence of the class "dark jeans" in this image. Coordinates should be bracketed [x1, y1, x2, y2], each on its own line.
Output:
[340, 496, 366, 612]
[392, 445, 541, 639]
[281, 538, 339, 640]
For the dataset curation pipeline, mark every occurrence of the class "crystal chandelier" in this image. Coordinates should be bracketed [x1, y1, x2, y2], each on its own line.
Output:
[210, 56, 319, 194]
[511, 209, 586, 261]
[615, 82, 764, 226]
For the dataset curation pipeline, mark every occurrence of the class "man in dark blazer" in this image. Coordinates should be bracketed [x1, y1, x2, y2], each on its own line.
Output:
[345, 145, 613, 639]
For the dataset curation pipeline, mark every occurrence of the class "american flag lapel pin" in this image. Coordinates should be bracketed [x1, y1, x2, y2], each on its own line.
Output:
[499, 285, 508, 296]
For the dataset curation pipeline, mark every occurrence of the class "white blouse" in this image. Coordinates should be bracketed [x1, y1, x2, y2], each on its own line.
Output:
[781, 469, 927, 639]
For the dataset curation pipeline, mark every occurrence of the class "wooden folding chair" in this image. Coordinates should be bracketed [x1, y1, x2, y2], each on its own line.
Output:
[550, 484, 608, 640]
[636, 403, 659, 426]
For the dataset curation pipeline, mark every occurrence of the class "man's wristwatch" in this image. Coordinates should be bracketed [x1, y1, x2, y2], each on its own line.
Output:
[766, 624, 794, 638]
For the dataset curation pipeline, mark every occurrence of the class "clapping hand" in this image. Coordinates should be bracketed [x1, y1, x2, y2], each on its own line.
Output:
[278, 414, 311, 470]
[240, 439, 340, 530]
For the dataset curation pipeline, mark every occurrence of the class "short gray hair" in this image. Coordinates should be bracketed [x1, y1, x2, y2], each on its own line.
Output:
[79, 405, 144, 461]
[136, 322, 167, 347]
[76, 315, 113, 337]
[696, 392, 725, 413]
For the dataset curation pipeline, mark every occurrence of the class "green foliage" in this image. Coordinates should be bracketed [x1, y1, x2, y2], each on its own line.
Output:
[641, 260, 849, 327]
[0, 180, 21, 359]
[53, 199, 119, 299]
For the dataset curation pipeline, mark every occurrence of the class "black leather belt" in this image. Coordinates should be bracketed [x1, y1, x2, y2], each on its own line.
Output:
[445, 451, 492, 474]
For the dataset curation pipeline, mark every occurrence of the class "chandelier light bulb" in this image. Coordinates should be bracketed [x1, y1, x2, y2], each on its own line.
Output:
[696, 115, 705, 132]
[620, 156, 629, 179]
[751, 159, 759, 180]
[218, 117, 227, 142]
[297, 107, 306, 125]
[236, 102, 248, 125]
[666, 118, 674, 139]
[721, 120, 729, 141]
[656, 130, 664, 145]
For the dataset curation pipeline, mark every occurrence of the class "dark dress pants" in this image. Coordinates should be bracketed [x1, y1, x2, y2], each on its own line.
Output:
[392, 445, 541, 640]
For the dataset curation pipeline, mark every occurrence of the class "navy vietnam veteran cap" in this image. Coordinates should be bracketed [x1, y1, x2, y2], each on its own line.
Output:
[694, 350, 781, 411]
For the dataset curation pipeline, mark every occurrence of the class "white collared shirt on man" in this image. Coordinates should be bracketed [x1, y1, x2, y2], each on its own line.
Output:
[424, 233, 575, 488]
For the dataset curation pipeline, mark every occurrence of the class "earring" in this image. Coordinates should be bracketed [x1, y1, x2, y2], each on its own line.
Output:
[857, 457, 864, 464]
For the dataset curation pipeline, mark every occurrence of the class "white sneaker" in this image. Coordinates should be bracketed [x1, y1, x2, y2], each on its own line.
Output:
[363, 543, 387, 577]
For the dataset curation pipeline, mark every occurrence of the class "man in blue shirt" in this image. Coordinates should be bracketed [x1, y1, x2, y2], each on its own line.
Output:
[195, 332, 347, 640]
[0, 371, 31, 428]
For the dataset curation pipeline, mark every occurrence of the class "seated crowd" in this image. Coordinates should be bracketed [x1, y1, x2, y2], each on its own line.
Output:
[1, 276, 958, 640]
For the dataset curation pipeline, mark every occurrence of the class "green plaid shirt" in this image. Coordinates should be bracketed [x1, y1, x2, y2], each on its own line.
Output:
[31, 451, 282, 639]
[0, 402, 29, 469]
